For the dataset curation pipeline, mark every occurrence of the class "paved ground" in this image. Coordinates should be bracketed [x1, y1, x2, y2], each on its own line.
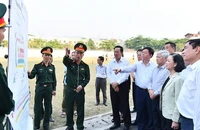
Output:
[53, 111, 137, 130]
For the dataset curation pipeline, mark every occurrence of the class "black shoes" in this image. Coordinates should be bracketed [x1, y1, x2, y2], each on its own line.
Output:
[95, 102, 107, 106]
[123, 126, 130, 130]
[65, 127, 74, 130]
[131, 120, 137, 126]
[49, 116, 55, 122]
[111, 118, 123, 123]
[109, 124, 121, 129]
[103, 103, 107, 106]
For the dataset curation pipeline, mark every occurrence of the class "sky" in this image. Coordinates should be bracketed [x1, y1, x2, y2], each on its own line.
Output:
[2, 0, 200, 40]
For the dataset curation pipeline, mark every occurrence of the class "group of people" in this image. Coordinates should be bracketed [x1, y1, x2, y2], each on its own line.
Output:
[106, 40, 200, 130]
[1, 3, 200, 130]
[95, 41, 200, 130]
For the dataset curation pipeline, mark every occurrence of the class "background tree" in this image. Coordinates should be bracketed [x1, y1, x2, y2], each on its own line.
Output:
[1, 40, 8, 47]
[45, 39, 63, 49]
[87, 38, 96, 50]
[125, 35, 188, 51]
[99, 39, 117, 51]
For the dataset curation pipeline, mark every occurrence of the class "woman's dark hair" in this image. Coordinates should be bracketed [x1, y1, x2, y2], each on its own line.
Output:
[171, 53, 186, 72]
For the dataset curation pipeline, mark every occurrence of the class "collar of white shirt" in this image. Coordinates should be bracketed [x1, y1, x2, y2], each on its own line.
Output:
[189, 60, 200, 70]
[97, 64, 105, 67]
[141, 60, 154, 66]
[113, 57, 123, 63]
[157, 64, 166, 69]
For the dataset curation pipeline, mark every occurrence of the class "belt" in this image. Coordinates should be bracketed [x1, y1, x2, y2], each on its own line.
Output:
[66, 86, 77, 92]
[37, 84, 52, 87]
[96, 77, 106, 79]
[136, 85, 148, 91]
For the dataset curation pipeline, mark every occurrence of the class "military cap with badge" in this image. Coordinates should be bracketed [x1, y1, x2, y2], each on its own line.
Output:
[41, 46, 53, 56]
[74, 42, 87, 53]
[0, 3, 10, 28]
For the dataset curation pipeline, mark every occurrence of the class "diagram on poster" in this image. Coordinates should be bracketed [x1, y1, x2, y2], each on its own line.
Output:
[7, 0, 33, 129]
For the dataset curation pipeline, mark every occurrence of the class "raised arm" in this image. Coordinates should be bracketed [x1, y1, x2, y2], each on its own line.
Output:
[28, 64, 37, 79]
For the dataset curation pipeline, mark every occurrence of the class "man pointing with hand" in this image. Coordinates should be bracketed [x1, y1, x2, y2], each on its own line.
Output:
[63, 43, 90, 130]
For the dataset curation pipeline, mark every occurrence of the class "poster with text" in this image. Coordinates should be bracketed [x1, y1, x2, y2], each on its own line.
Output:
[8, 0, 33, 129]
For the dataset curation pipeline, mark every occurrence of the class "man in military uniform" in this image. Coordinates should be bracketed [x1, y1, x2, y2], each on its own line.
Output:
[0, 3, 15, 130]
[63, 43, 90, 130]
[28, 47, 57, 130]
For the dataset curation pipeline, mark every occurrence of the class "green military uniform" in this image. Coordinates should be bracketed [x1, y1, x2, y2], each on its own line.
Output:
[63, 43, 90, 130]
[28, 47, 56, 130]
[0, 66, 15, 130]
[0, 3, 15, 130]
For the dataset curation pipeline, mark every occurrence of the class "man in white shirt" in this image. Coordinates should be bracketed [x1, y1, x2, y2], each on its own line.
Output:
[107, 46, 131, 130]
[164, 42, 176, 54]
[131, 49, 143, 113]
[114, 47, 156, 130]
[95, 56, 107, 106]
[177, 38, 200, 130]
[148, 50, 170, 130]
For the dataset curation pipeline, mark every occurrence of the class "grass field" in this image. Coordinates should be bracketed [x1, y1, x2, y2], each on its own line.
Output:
[0, 57, 135, 129]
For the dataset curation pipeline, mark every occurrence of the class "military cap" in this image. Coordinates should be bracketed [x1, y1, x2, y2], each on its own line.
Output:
[41, 47, 53, 55]
[74, 42, 87, 52]
[0, 3, 9, 28]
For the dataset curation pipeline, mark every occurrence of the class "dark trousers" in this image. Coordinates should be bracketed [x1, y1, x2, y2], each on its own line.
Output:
[34, 85, 52, 130]
[65, 87, 85, 130]
[62, 84, 67, 112]
[110, 81, 131, 127]
[0, 123, 3, 130]
[0, 116, 4, 130]
[152, 96, 162, 130]
[132, 82, 137, 111]
[95, 77, 107, 104]
[136, 86, 153, 130]
[41, 100, 53, 118]
[180, 115, 193, 130]
[161, 114, 181, 130]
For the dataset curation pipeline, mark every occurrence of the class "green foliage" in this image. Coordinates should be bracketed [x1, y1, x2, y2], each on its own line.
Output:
[25, 36, 188, 51]
[1, 40, 8, 47]
[125, 35, 188, 51]
[87, 39, 96, 50]
[45, 39, 63, 49]
[99, 39, 117, 51]
[28, 38, 47, 48]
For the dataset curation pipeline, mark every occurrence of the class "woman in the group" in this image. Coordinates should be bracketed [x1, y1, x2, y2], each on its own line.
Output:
[161, 53, 185, 130]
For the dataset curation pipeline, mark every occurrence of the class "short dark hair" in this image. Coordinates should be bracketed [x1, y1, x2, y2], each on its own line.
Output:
[165, 42, 176, 51]
[171, 53, 186, 72]
[98, 56, 104, 62]
[114, 45, 123, 53]
[142, 47, 154, 57]
[187, 39, 200, 49]
[4, 54, 8, 59]
[137, 49, 143, 53]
